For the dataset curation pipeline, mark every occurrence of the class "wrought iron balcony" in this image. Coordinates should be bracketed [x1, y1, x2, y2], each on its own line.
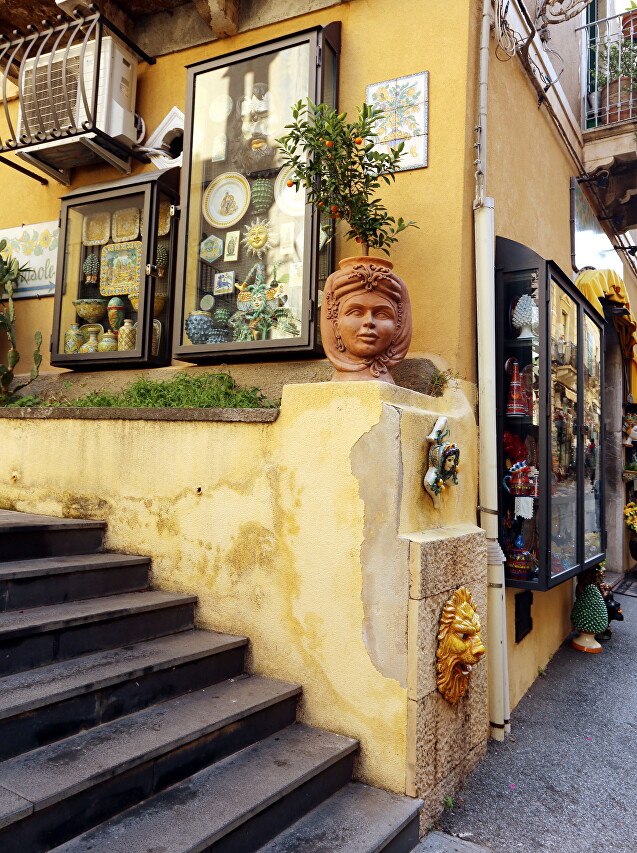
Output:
[0, 5, 154, 185]
[579, 9, 637, 130]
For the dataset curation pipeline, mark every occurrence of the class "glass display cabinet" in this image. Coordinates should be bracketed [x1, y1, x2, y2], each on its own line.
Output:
[496, 237, 605, 590]
[51, 169, 179, 369]
[173, 24, 340, 362]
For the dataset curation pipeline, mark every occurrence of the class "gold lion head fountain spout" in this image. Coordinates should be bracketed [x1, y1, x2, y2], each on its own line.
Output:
[436, 587, 485, 705]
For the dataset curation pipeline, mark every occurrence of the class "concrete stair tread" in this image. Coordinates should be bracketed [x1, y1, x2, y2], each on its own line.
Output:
[0, 674, 301, 826]
[0, 629, 247, 720]
[0, 553, 150, 581]
[257, 782, 422, 853]
[0, 784, 32, 831]
[49, 723, 359, 853]
[0, 590, 197, 638]
[0, 511, 105, 532]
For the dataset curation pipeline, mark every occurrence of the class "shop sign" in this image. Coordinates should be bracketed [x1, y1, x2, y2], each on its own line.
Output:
[0, 221, 59, 299]
[570, 179, 623, 276]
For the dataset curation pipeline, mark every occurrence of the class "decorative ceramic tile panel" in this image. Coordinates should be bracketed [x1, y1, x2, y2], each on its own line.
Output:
[366, 71, 428, 170]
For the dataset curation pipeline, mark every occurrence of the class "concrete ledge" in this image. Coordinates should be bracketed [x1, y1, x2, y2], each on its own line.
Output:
[0, 407, 279, 423]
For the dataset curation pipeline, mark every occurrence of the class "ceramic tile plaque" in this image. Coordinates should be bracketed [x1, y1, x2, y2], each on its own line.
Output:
[0, 221, 59, 299]
[366, 72, 428, 171]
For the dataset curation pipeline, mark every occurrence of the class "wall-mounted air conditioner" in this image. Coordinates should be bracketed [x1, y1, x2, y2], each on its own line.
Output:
[16, 35, 138, 181]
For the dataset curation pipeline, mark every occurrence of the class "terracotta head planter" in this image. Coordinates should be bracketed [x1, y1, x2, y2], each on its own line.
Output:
[321, 256, 412, 383]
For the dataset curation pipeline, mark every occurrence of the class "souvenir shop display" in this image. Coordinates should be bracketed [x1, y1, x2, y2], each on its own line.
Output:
[496, 237, 605, 590]
[51, 169, 179, 369]
[173, 24, 341, 361]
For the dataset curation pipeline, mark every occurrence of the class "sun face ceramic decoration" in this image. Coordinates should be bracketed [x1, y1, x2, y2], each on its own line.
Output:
[320, 256, 412, 383]
[423, 416, 460, 509]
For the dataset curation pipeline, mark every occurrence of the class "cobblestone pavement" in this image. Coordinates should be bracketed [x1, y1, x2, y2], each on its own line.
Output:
[438, 594, 637, 853]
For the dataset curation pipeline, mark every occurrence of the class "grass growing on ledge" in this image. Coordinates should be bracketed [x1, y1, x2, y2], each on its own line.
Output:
[5, 372, 278, 409]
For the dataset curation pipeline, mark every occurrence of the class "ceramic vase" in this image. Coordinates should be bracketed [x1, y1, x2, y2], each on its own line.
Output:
[505, 358, 526, 417]
[79, 330, 100, 354]
[98, 331, 118, 352]
[107, 297, 126, 333]
[64, 323, 84, 354]
[185, 311, 215, 345]
[118, 318, 136, 351]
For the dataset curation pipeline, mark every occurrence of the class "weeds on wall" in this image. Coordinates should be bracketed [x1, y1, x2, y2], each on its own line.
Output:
[6, 372, 277, 409]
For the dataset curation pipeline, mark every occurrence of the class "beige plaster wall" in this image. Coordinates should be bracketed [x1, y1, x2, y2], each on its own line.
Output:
[0, 380, 484, 804]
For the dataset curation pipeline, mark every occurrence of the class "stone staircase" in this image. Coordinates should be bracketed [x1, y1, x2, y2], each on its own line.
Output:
[0, 509, 422, 852]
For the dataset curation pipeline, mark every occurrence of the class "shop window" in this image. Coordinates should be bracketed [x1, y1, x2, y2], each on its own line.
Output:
[172, 24, 340, 362]
[51, 168, 179, 368]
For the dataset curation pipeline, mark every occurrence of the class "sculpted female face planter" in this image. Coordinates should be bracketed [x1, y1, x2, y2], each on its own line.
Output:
[321, 257, 412, 383]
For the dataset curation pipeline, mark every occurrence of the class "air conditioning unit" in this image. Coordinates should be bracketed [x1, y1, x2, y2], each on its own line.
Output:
[16, 35, 138, 180]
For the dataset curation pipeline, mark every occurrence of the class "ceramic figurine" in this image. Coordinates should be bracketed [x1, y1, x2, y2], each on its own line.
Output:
[97, 331, 118, 352]
[107, 296, 126, 333]
[512, 293, 535, 339]
[185, 310, 215, 345]
[64, 323, 84, 354]
[320, 256, 412, 384]
[79, 329, 100, 354]
[505, 357, 526, 416]
[82, 253, 100, 284]
[117, 318, 136, 351]
[156, 245, 169, 277]
[423, 415, 460, 508]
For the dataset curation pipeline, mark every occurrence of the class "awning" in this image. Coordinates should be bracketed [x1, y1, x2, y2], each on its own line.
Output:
[573, 268, 637, 358]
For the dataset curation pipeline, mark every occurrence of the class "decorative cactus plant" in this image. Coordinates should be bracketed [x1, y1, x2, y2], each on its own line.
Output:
[82, 253, 100, 283]
[156, 245, 169, 276]
[251, 178, 274, 214]
[0, 239, 41, 404]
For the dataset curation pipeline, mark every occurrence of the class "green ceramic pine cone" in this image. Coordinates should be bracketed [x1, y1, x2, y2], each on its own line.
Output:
[156, 245, 169, 272]
[213, 307, 232, 328]
[83, 254, 100, 277]
[571, 584, 609, 634]
[251, 178, 274, 214]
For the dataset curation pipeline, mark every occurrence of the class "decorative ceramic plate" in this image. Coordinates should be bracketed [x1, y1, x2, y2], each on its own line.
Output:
[158, 201, 171, 236]
[82, 212, 111, 246]
[200, 234, 223, 264]
[274, 166, 306, 218]
[99, 241, 143, 296]
[200, 294, 215, 311]
[202, 172, 250, 228]
[79, 323, 104, 343]
[112, 207, 140, 242]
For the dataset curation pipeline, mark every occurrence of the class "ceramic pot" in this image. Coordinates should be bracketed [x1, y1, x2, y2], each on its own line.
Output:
[98, 331, 118, 352]
[107, 297, 126, 333]
[128, 293, 166, 317]
[73, 298, 107, 323]
[622, 8, 637, 40]
[601, 77, 637, 125]
[79, 330, 100, 354]
[503, 461, 533, 496]
[207, 327, 232, 344]
[118, 318, 136, 351]
[185, 311, 215, 345]
[64, 323, 84, 354]
[506, 535, 536, 579]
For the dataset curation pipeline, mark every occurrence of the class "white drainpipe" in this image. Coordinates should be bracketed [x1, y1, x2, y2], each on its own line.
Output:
[474, 0, 510, 741]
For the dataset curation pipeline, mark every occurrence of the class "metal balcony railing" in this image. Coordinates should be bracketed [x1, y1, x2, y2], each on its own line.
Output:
[578, 9, 637, 130]
[0, 4, 154, 183]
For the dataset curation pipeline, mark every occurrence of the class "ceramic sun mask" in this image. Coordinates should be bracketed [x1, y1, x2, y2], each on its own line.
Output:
[242, 218, 275, 259]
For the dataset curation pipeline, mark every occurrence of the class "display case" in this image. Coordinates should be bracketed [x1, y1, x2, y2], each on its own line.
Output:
[51, 169, 179, 369]
[496, 237, 605, 590]
[173, 24, 340, 362]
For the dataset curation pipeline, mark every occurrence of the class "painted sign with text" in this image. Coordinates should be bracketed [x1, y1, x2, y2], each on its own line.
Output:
[1, 221, 59, 299]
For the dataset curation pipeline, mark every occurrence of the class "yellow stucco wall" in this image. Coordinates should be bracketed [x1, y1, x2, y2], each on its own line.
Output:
[0, 0, 477, 387]
[0, 380, 481, 793]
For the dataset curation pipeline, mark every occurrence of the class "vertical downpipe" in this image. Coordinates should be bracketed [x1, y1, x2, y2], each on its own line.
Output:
[474, 0, 510, 741]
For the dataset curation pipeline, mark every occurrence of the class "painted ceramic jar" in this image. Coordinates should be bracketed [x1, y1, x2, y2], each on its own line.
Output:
[79, 330, 100, 354]
[502, 461, 533, 496]
[64, 323, 84, 354]
[506, 535, 537, 579]
[185, 311, 215, 345]
[107, 297, 126, 333]
[118, 318, 136, 351]
[98, 331, 118, 352]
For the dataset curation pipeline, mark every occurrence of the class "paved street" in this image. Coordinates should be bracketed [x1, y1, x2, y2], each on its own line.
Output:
[439, 594, 637, 853]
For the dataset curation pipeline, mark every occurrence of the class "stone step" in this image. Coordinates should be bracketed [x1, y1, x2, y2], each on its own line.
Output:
[0, 512, 105, 562]
[49, 723, 358, 853]
[0, 629, 248, 761]
[257, 783, 423, 853]
[0, 590, 197, 676]
[0, 675, 301, 852]
[0, 553, 151, 612]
